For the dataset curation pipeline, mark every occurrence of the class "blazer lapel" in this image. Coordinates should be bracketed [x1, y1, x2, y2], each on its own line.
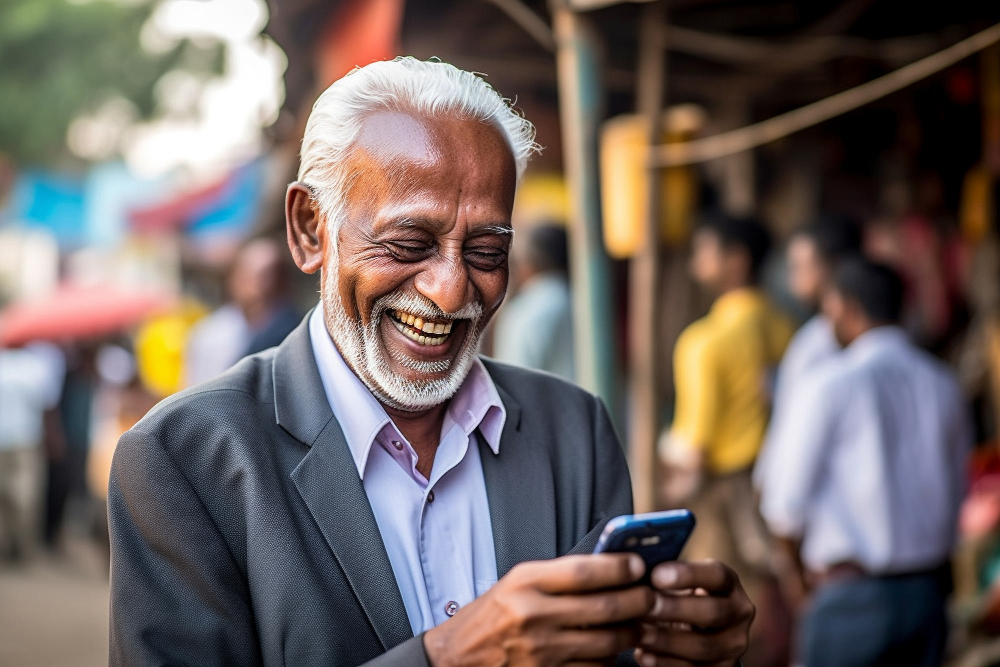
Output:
[274, 315, 411, 651]
[480, 381, 559, 578]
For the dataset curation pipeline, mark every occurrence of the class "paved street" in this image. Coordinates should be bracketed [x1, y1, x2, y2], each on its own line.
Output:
[0, 539, 108, 667]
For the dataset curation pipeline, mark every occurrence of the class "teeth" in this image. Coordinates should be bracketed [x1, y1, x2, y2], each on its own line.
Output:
[389, 311, 452, 346]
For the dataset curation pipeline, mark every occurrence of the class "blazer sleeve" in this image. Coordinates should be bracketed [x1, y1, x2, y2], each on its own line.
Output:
[108, 427, 262, 667]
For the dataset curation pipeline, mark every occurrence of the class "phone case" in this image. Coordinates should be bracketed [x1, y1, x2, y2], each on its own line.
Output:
[592, 509, 696, 574]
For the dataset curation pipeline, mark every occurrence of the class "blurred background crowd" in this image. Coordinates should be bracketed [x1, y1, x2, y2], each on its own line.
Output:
[3, 0, 1000, 665]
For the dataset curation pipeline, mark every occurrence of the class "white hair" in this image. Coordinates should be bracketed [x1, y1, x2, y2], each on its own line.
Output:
[298, 56, 540, 235]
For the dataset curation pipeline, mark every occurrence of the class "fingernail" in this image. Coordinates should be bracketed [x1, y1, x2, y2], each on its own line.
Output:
[650, 592, 665, 617]
[640, 651, 658, 667]
[629, 555, 646, 579]
[654, 564, 679, 588]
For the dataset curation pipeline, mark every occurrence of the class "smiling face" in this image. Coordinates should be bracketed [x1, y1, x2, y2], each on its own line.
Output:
[314, 110, 517, 410]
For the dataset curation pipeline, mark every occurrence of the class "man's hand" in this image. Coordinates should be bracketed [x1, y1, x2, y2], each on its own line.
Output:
[423, 553, 654, 666]
[773, 535, 809, 613]
[658, 432, 703, 505]
[634, 560, 754, 667]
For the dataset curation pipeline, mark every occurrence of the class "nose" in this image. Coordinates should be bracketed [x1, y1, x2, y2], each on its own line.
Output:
[413, 251, 475, 315]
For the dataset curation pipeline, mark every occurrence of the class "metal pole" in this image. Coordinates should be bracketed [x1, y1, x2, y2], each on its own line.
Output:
[629, 1, 666, 513]
[552, 1, 619, 423]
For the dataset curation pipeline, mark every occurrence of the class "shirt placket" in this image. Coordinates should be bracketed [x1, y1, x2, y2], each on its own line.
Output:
[420, 426, 472, 627]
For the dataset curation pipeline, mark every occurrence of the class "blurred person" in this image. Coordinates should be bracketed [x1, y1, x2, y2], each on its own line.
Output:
[661, 214, 792, 567]
[238, 237, 303, 356]
[43, 344, 98, 550]
[760, 259, 971, 667]
[754, 216, 862, 492]
[108, 58, 754, 667]
[0, 343, 63, 561]
[185, 237, 301, 386]
[660, 214, 792, 666]
[492, 223, 574, 380]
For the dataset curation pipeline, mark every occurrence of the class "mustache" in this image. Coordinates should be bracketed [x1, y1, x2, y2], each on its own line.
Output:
[372, 290, 483, 322]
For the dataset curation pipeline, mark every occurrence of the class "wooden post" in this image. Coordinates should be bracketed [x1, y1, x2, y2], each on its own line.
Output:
[629, 1, 666, 513]
[552, 1, 620, 422]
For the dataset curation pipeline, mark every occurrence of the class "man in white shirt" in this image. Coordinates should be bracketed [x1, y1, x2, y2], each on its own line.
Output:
[0, 343, 64, 560]
[754, 216, 861, 492]
[760, 258, 971, 666]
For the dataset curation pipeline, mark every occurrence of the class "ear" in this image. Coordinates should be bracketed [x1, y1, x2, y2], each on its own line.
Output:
[285, 182, 326, 274]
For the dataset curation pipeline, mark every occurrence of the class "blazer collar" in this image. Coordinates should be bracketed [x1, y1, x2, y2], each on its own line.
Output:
[272, 310, 335, 447]
[478, 369, 558, 577]
[274, 313, 411, 650]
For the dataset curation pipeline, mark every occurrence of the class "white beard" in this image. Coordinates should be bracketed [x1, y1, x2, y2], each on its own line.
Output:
[321, 269, 485, 412]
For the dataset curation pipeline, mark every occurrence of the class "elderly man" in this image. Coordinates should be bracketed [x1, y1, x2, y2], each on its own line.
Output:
[108, 58, 753, 667]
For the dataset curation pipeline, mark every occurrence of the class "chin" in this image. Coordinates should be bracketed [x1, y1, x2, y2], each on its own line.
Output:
[356, 314, 482, 411]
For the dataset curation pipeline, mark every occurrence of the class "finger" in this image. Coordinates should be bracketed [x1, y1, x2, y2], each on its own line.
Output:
[645, 592, 743, 630]
[637, 623, 748, 664]
[541, 586, 655, 626]
[518, 554, 645, 594]
[651, 560, 735, 596]
[554, 625, 643, 660]
[632, 648, 695, 667]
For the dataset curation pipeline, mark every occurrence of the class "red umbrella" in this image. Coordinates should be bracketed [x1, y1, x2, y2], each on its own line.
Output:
[0, 284, 175, 347]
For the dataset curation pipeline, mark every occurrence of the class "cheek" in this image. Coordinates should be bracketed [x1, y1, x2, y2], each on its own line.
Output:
[474, 267, 510, 316]
[341, 256, 424, 325]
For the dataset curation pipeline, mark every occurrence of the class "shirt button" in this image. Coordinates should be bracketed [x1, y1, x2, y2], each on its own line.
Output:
[427, 490, 435, 503]
[391, 440, 404, 451]
[444, 600, 459, 616]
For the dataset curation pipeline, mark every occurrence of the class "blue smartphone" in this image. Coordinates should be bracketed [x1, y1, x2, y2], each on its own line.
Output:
[593, 509, 696, 576]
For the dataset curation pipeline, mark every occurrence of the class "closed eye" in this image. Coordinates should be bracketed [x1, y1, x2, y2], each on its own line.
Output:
[385, 241, 434, 262]
[464, 247, 508, 271]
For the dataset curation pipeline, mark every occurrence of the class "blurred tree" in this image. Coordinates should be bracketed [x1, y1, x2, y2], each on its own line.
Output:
[0, 0, 223, 168]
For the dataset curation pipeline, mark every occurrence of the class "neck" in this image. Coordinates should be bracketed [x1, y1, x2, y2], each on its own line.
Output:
[382, 401, 449, 479]
[717, 279, 751, 297]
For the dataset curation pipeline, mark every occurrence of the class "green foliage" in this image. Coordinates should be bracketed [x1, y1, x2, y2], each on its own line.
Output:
[0, 0, 223, 167]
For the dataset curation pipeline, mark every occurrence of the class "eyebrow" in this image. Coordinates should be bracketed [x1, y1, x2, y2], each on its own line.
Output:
[384, 218, 514, 237]
[476, 224, 515, 236]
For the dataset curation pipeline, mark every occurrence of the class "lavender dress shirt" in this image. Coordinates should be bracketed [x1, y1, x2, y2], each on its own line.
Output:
[308, 305, 504, 635]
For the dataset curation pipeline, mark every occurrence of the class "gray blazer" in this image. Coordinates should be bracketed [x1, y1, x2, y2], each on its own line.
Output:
[108, 315, 633, 666]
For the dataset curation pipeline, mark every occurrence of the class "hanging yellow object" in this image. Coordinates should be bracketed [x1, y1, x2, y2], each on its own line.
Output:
[600, 113, 699, 258]
[512, 173, 570, 226]
[960, 165, 994, 245]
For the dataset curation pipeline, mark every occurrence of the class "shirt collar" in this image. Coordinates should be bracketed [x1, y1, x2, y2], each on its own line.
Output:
[307, 304, 505, 478]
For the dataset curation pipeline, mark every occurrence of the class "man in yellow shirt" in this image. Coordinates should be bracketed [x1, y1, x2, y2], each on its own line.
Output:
[662, 213, 792, 583]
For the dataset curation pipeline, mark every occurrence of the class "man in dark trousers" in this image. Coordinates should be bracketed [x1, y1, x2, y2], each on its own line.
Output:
[108, 57, 754, 667]
[761, 259, 971, 666]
